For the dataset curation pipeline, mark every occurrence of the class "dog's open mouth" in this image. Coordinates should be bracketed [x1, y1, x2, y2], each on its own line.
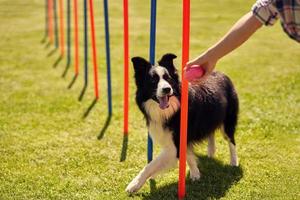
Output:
[157, 95, 170, 109]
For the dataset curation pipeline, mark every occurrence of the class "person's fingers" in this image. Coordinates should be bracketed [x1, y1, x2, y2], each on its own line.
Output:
[184, 62, 198, 71]
[185, 62, 194, 70]
[185, 61, 203, 71]
[186, 55, 206, 68]
[198, 65, 213, 80]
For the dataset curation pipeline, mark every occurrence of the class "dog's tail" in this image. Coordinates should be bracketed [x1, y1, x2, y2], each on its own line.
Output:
[223, 77, 239, 145]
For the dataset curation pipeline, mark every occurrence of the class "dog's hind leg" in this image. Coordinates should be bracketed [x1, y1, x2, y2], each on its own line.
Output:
[125, 146, 177, 193]
[221, 125, 239, 167]
[228, 140, 238, 166]
[207, 133, 216, 158]
[187, 145, 201, 181]
[223, 85, 239, 166]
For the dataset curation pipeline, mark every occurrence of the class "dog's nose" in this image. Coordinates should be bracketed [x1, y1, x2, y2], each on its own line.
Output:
[162, 87, 171, 94]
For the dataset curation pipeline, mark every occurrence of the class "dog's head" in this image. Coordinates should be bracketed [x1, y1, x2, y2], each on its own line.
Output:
[132, 53, 179, 110]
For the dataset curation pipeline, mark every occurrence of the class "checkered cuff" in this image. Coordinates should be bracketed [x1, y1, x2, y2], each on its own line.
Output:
[252, 0, 278, 26]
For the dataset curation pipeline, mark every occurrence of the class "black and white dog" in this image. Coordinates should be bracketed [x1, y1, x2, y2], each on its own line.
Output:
[126, 53, 239, 193]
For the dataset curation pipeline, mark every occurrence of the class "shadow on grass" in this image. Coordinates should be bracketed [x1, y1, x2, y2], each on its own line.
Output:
[53, 55, 63, 68]
[142, 156, 243, 200]
[78, 84, 87, 101]
[47, 48, 57, 57]
[82, 98, 98, 119]
[149, 179, 157, 193]
[41, 36, 47, 44]
[119, 134, 128, 161]
[61, 60, 71, 78]
[44, 41, 51, 49]
[67, 74, 78, 89]
[97, 114, 112, 140]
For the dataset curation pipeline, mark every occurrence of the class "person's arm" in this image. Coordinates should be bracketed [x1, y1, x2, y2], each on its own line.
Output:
[186, 11, 263, 78]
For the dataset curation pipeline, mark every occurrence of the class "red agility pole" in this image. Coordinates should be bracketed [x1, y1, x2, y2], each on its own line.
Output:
[88, 0, 99, 99]
[48, 0, 54, 44]
[123, 0, 129, 135]
[178, 0, 190, 199]
[59, 0, 65, 56]
[73, 0, 79, 75]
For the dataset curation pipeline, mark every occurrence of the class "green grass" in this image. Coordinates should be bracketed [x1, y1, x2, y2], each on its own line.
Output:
[0, 0, 299, 199]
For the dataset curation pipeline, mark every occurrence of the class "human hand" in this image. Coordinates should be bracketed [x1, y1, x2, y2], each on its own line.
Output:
[185, 51, 217, 80]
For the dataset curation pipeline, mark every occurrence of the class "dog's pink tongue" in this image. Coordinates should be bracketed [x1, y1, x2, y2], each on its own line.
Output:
[158, 96, 169, 109]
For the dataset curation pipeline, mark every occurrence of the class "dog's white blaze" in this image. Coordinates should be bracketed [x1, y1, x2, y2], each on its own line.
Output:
[150, 65, 168, 77]
[150, 66, 173, 97]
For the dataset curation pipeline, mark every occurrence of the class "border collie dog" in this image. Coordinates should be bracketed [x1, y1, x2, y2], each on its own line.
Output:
[126, 53, 239, 193]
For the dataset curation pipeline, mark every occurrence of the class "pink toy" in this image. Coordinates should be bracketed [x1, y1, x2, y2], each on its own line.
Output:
[184, 65, 205, 82]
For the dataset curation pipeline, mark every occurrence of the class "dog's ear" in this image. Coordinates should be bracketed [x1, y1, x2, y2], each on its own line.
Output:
[131, 57, 151, 74]
[158, 53, 179, 82]
[158, 53, 177, 74]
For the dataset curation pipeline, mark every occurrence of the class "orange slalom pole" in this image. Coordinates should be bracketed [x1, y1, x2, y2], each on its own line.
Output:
[73, 0, 79, 75]
[88, 0, 99, 99]
[59, 0, 65, 56]
[123, 0, 129, 135]
[178, 0, 190, 199]
[48, 0, 54, 44]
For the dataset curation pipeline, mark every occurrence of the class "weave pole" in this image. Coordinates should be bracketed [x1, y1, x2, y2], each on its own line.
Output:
[53, 0, 59, 48]
[83, 0, 88, 87]
[58, 0, 65, 56]
[48, 0, 54, 44]
[73, 0, 79, 75]
[67, 0, 71, 66]
[88, 0, 99, 99]
[123, 0, 129, 135]
[147, 0, 157, 163]
[178, 0, 190, 198]
[45, 0, 48, 39]
[103, 0, 112, 115]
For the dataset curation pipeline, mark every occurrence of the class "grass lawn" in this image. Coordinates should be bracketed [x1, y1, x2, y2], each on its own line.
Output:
[0, 0, 299, 199]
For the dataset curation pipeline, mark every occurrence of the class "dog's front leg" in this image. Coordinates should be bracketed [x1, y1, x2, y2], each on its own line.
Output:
[187, 145, 201, 181]
[125, 148, 177, 193]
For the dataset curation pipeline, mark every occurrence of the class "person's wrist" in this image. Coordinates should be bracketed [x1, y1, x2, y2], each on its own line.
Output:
[205, 49, 218, 62]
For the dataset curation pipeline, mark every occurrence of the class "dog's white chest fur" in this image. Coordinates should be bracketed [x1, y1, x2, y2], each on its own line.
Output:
[148, 121, 174, 148]
[143, 97, 180, 148]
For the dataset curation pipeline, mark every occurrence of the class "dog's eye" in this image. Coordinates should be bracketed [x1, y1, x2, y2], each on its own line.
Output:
[163, 74, 171, 81]
[151, 74, 159, 83]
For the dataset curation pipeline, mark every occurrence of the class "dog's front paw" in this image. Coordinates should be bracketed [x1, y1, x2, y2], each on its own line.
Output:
[190, 169, 201, 181]
[125, 178, 143, 193]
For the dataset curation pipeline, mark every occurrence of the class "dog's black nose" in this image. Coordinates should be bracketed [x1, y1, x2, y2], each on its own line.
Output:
[162, 87, 171, 94]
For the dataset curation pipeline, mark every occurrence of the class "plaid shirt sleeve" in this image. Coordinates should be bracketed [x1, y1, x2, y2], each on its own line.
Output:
[252, 0, 278, 26]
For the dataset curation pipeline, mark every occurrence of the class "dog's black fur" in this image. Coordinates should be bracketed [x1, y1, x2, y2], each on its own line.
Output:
[132, 53, 239, 157]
